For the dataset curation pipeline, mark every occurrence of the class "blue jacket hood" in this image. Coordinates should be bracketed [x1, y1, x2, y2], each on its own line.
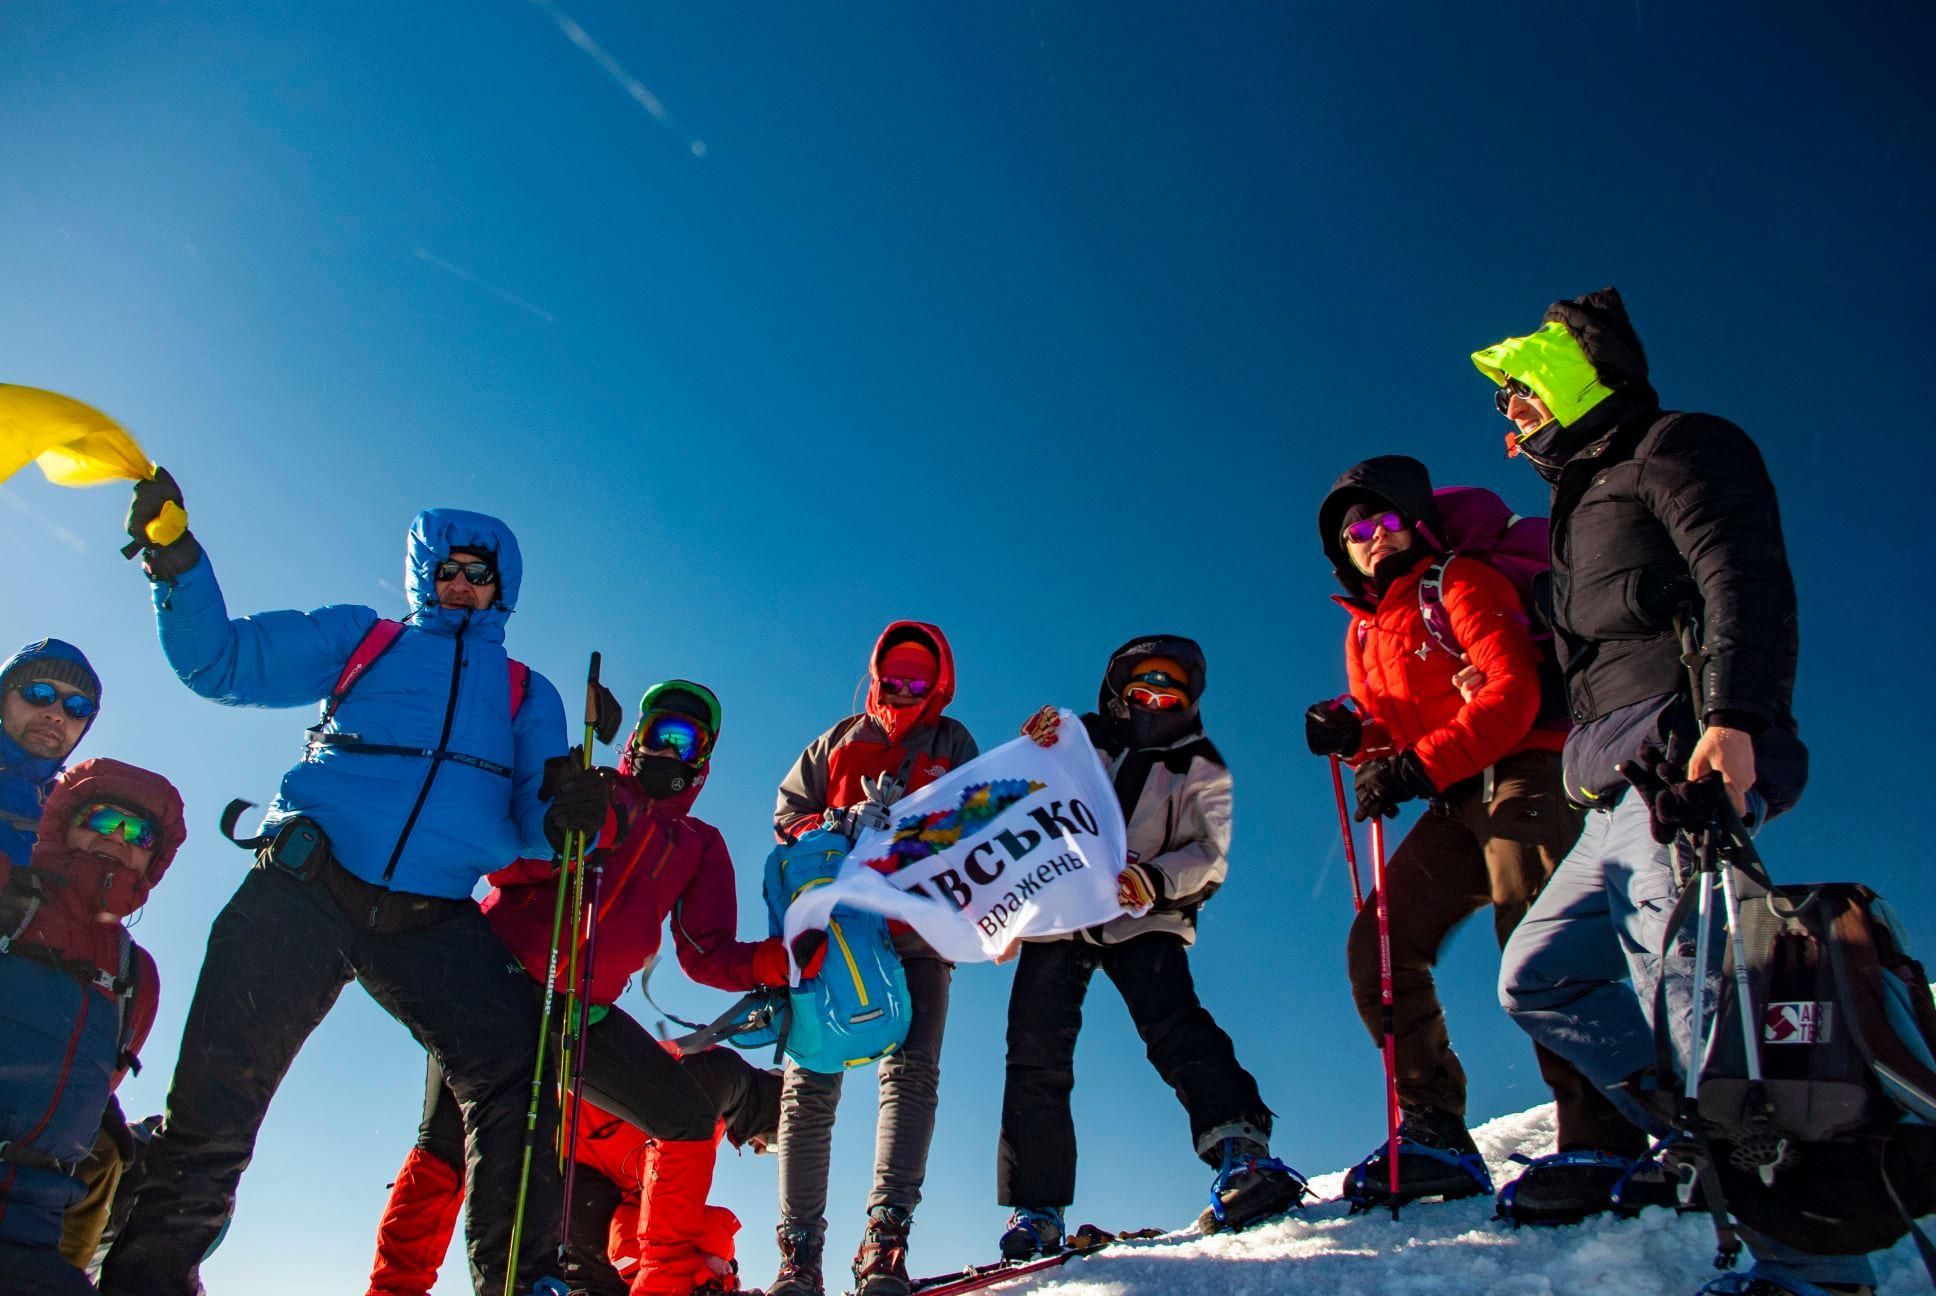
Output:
[405, 509, 523, 637]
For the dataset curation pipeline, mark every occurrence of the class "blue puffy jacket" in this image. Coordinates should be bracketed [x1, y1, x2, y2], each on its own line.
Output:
[0, 638, 98, 868]
[150, 509, 567, 898]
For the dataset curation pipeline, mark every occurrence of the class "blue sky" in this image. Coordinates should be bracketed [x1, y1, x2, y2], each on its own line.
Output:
[3, 3, 1932, 1291]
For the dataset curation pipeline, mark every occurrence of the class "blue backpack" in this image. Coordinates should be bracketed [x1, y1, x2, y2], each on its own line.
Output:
[763, 829, 911, 1075]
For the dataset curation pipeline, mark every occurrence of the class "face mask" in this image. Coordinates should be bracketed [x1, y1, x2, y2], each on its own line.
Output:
[634, 753, 697, 799]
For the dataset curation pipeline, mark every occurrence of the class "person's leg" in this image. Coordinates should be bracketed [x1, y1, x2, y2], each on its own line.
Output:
[996, 940, 1097, 1210]
[367, 1057, 466, 1296]
[59, 1118, 126, 1268]
[576, 1009, 717, 1144]
[867, 943, 952, 1218]
[1100, 933, 1269, 1159]
[1344, 807, 1491, 1121]
[559, 1167, 629, 1296]
[1733, 1225, 1879, 1293]
[775, 1065, 842, 1244]
[677, 1048, 780, 1149]
[101, 868, 354, 1296]
[353, 903, 558, 1296]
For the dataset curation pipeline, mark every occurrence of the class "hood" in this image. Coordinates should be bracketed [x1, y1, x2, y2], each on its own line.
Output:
[403, 508, 523, 636]
[867, 622, 957, 743]
[1094, 633, 1208, 750]
[616, 679, 724, 817]
[1471, 285, 1660, 471]
[1, 637, 101, 773]
[32, 757, 188, 917]
[1317, 456, 1443, 599]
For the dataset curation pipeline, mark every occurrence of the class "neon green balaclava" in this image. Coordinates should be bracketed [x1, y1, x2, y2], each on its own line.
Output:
[1470, 321, 1615, 429]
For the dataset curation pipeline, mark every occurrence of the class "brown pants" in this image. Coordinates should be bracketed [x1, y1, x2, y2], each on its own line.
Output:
[1345, 749, 1640, 1154]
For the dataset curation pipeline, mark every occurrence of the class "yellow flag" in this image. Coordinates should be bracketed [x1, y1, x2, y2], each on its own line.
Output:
[0, 384, 155, 485]
[0, 385, 186, 547]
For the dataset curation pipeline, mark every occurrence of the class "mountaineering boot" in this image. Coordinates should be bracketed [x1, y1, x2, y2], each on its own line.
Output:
[851, 1205, 912, 1296]
[767, 1227, 824, 1296]
[1495, 1149, 1649, 1225]
[1194, 1133, 1308, 1235]
[1343, 1106, 1491, 1211]
[997, 1206, 1065, 1261]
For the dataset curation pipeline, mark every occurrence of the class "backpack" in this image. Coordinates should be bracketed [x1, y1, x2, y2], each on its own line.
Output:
[1418, 486, 1569, 727]
[763, 828, 911, 1075]
[1652, 838, 1936, 1277]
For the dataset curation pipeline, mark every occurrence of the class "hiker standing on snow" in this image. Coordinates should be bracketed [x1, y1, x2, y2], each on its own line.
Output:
[1, 760, 185, 1296]
[102, 475, 606, 1296]
[998, 637, 1303, 1258]
[1476, 289, 1872, 1296]
[367, 680, 801, 1296]
[1307, 456, 1643, 1215]
[767, 622, 976, 1296]
[1, 638, 101, 868]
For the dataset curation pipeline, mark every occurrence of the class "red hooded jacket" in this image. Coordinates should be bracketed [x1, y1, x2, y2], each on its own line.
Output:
[0, 759, 186, 1083]
[773, 621, 978, 841]
[481, 757, 770, 1004]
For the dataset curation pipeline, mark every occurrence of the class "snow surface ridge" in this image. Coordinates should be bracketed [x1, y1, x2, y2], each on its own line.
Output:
[994, 1103, 1935, 1295]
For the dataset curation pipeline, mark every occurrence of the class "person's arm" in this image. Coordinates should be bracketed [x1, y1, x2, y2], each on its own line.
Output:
[151, 551, 379, 708]
[944, 719, 979, 766]
[773, 722, 844, 841]
[508, 671, 570, 858]
[1130, 759, 1233, 912]
[1342, 621, 1395, 759]
[670, 826, 775, 991]
[1409, 559, 1545, 789]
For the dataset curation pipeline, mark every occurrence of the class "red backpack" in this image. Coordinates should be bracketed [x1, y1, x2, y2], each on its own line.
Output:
[1418, 486, 1568, 728]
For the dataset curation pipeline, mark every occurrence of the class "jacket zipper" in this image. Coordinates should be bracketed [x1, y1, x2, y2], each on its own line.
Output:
[375, 616, 470, 906]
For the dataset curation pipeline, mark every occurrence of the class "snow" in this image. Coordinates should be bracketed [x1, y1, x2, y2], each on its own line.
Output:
[981, 1105, 1935, 1295]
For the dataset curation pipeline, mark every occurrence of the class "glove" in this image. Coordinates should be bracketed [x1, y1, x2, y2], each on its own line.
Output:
[125, 466, 201, 580]
[540, 754, 612, 851]
[1304, 698, 1363, 758]
[851, 774, 905, 834]
[1618, 757, 1730, 845]
[1022, 705, 1061, 747]
[1117, 861, 1158, 911]
[1353, 752, 1437, 822]
[590, 683, 623, 746]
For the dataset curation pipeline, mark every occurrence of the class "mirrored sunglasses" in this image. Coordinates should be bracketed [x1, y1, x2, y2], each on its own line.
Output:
[13, 680, 98, 720]
[434, 560, 497, 586]
[1123, 684, 1186, 711]
[1493, 377, 1536, 416]
[880, 676, 933, 698]
[76, 804, 157, 850]
[1342, 512, 1405, 545]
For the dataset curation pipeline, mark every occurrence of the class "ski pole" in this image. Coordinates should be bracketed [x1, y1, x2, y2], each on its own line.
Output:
[555, 653, 602, 1171]
[1370, 815, 1400, 1219]
[1329, 756, 1365, 912]
[558, 849, 606, 1251]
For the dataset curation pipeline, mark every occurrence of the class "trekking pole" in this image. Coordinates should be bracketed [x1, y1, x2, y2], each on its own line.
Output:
[1329, 756, 1365, 912]
[557, 848, 606, 1251]
[1369, 815, 1400, 1220]
[555, 654, 603, 1172]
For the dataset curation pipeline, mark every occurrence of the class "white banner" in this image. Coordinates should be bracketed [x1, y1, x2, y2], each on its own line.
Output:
[781, 710, 1131, 965]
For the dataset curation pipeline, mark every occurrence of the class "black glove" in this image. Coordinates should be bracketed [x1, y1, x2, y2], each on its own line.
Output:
[1305, 698, 1363, 758]
[1354, 752, 1437, 822]
[1618, 758, 1728, 845]
[591, 683, 623, 746]
[541, 753, 612, 851]
[124, 467, 202, 580]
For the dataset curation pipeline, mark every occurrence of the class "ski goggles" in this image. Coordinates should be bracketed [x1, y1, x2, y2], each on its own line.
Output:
[433, 559, 497, 586]
[634, 711, 712, 764]
[1493, 377, 1537, 416]
[879, 676, 933, 698]
[12, 680, 98, 720]
[1341, 511, 1405, 545]
[75, 804, 157, 850]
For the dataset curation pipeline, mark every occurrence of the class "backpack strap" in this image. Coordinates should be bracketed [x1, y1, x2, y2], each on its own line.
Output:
[1417, 555, 1462, 659]
[0, 873, 43, 955]
[323, 619, 407, 728]
[114, 929, 144, 1076]
[508, 659, 530, 719]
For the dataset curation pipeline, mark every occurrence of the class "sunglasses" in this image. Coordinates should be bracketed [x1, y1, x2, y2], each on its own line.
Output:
[1341, 512, 1405, 545]
[434, 560, 497, 586]
[1123, 684, 1186, 711]
[76, 804, 157, 850]
[1493, 377, 1537, 416]
[12, 680, 98, 721]
[635, 712, 712, 764]
[880, 676, 932, 698]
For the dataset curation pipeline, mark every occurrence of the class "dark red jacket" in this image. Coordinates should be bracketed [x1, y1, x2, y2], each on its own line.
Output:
[1338, 557, 1564, 791]
[481, 760, 768, 1004]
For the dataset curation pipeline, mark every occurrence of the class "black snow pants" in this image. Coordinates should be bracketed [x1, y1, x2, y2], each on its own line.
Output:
[99, 864, 560, 1296]
[997, 932, 1270, 1208]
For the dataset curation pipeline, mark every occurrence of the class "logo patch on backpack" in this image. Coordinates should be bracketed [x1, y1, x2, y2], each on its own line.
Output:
[1764, 1000, 1833, 1045]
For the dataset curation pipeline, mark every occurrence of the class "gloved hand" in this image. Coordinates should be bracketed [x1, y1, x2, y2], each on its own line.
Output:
[540, 753, 612, 852]
[1304, 698, 1363, 757]
[1618, 757, 1730, 844]
[590, 683, 623, 746]
[124, 466, 201, 580]
[752, 933, 828, 986]
[851, 773, 905, 833]
[1353, 752, 1437, 822]
[1022, 705, 1061, 747]
[1117, 861, 1158, 911]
